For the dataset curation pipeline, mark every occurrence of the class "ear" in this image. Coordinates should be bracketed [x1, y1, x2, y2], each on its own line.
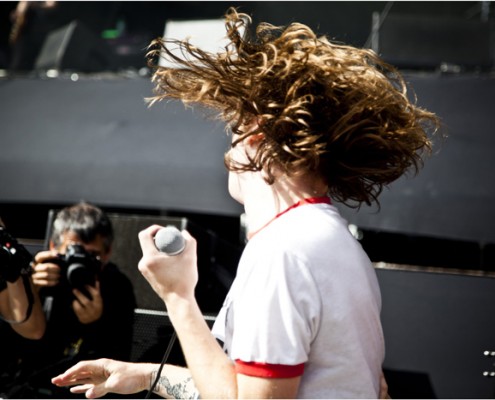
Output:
[49, 240, 56, 250]
[101, 245, 112, 264]
[247, 132, 265, 146]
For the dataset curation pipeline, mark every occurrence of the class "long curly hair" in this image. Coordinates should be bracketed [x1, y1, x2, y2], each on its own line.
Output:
[146, 7, 440, 207]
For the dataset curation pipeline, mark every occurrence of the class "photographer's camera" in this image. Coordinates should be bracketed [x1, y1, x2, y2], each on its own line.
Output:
[52, 244, 101, 298]
[0, 227, 33, 283]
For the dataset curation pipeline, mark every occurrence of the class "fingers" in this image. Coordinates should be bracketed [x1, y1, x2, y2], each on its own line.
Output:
[180, 229, 194, 241]
[32, 250, 61, 287]
[34, 249, 59, 264]
[138, 225, 163, 255]
[73, 281, 101, 304]
[68, 383, 92, 393]
[52, 358, 131, 399]
[32, 261, 61, 287]
[52, 361, 95, 386]
[68, 383, 94, 395]
[180, 230, 197, 257]
[72, 281, 103, 324]
[72, 384, 107, 399]
[139, 225, 196, 256]
[90, 280, 101, 294]
[52, 359, 109, 399]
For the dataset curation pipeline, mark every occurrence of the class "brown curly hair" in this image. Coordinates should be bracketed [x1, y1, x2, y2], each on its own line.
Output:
[146, 8, 440, 207]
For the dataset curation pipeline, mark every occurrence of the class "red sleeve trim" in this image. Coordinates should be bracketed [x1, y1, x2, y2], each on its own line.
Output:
[235, 359, 305, 378]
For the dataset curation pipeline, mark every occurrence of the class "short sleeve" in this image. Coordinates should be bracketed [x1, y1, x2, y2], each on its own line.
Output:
[229, 247, 321, 366]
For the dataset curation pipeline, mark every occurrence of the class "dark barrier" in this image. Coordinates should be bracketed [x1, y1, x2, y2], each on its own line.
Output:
[377, 264, 495, 398]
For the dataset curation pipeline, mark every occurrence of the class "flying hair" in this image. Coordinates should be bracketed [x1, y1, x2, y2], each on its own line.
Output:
[146, 7, 441, 207]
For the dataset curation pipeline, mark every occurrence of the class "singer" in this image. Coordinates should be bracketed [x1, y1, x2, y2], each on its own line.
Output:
[52, 7, 439, 399]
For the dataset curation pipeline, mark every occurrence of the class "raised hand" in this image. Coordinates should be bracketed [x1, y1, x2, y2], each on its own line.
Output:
[137, 225, 198, 304]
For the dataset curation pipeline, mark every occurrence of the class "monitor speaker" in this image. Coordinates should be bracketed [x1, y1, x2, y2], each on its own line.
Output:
[35, 20, 115, 72]
[372, 13, 492, 70]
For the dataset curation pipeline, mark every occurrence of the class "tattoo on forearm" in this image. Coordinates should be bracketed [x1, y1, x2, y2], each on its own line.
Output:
[151, 370, 199, 399]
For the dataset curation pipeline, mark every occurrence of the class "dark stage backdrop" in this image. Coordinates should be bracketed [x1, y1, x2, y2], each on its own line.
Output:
[337, 74, 495, 244]
[1, 73, 495, 244]
[0, 75, 243, 216]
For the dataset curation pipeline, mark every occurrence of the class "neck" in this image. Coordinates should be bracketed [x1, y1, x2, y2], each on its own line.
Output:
[242, 173, 329, 237]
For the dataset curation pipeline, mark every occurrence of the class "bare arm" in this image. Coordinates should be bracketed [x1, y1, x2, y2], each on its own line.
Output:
[52, 359, 198, 399]
[149, 365, 198, 399]
[163, 296, 300, 399]
[0, 276, 45, 339]
[138, 226, 301, 399]
[53, 225, 301, 399]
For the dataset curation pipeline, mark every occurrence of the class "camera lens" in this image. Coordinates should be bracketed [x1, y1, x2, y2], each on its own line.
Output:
[67, 262, 95, 289]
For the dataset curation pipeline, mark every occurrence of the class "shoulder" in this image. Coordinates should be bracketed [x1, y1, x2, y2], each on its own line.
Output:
[250, 203, 349, 256]
[243, 203, 368, 282]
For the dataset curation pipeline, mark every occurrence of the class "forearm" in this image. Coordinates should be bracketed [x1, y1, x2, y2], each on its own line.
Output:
[165, 294, 237, 399]
[7, 278, 45, 339]
[6, 278, 27, 320]
[151, 364, 198, 399]
[137, 227, 237, 398]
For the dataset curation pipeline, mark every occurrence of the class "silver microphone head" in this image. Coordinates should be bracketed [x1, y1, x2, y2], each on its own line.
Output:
[154, 225, 185, 256]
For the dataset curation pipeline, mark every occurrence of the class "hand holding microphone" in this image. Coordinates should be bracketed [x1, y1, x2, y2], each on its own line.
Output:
[138, 224, 197, 303]
[153, 225, 185, 255]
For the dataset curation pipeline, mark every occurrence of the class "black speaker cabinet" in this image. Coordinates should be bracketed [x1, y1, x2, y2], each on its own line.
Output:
[35, 20, 115, 72]
[377, 265, 495, 398]
[375, 14, 492, 70]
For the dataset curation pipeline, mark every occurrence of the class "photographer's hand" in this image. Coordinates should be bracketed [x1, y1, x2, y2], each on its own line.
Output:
[72, 280, 103, 324]
[32, 250, 62, 288]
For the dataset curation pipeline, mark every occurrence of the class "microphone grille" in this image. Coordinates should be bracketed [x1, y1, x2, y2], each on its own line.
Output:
[154, 226, 185, 256]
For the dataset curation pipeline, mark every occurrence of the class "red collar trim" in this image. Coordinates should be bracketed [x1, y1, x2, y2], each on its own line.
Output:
[247, 196, 331, 240]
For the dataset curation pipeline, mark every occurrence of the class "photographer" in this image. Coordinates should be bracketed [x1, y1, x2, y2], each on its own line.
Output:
[6, 202, 136, 398]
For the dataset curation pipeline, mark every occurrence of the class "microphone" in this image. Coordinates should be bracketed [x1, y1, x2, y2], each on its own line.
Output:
[154, 226, 185, 256]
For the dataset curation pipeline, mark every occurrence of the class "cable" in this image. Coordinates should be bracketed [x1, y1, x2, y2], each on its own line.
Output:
[0, 273, 35, 325]
[145, 331, 177, 399]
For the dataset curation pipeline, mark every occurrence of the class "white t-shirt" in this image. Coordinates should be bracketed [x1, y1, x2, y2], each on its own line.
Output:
[212, 202, 384, 398]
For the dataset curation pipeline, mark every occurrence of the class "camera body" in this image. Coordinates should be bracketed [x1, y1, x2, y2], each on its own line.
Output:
[53, 244, 101, 298]
[0, 227, 33, 283]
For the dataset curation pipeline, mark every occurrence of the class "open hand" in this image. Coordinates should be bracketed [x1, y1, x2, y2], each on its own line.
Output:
[52, 358, 152, 398]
